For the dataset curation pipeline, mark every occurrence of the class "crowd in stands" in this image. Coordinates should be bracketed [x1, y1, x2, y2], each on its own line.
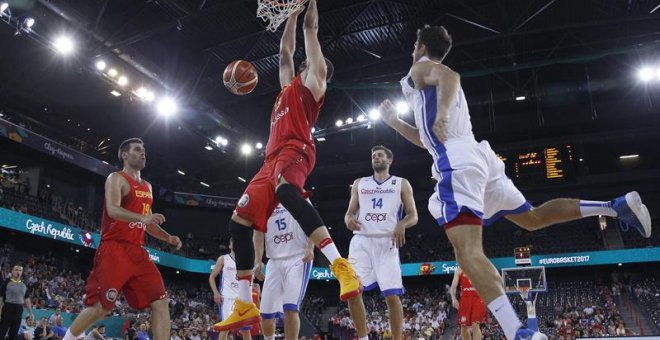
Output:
[327, 287, 452, 340]
[633, 277, 660, 334]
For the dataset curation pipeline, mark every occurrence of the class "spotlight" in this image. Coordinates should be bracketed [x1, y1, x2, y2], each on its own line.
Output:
[311, 127, 316, 133]
[255, 142, 263, 149]
[24, 17, 34, 28]
[238, 177, 246, 182]
[156, 97, 178, 118]
[215, 136, 228, 146]
[0, 3, 8, 13]
[638, 67, 654, 82]
[345, 117, 354, 124]
[177, 170, 185, 175]
[53, 36, 74, 55]
[107, 68, 118, 77]
[515, 96, 526, 101]
[396, 101, 409, 114]
[95, 60, 106, 71]
[369, 109, 381, 120]
[143, 90, 155, 102]
[200, 182, 210, 188]
[109, 90, 121, 97]
[335, 120, 343, 127]
[204, 145, 213, 151]
[117, 76, 128, 87]
[357, 115, 366, 122]
[241, 143, 253, 155]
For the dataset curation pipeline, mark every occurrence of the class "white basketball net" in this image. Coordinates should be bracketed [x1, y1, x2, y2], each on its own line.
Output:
[256, 0, 308, 32]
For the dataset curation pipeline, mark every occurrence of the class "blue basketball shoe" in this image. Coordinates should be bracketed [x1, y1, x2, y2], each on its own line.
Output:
[612, 191, 652, 238]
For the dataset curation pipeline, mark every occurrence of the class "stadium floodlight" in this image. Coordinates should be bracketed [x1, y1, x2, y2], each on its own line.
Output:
[638, 67, 654, 82]
[255, 142, 263, 149]
[396, 101, 409, 114]
[369, 108, 381, 120]
[335, 120, 343, 127]
[346, 117, 354, 124]
[156, 97, 178, 118]
[53, 35, 75, 55]
[95, 60, 106, 71]
[241, 143, 253, 155]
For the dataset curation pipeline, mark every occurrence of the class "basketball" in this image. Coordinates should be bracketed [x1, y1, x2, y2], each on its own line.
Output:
[223, 60, 258, 95]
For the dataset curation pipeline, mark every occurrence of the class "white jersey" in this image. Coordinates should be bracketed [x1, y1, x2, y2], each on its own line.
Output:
[355, 175, 404, 236]
[265, 204, 309, 259]
[400, 56, 475, 177]
[218, 254, 239, 299]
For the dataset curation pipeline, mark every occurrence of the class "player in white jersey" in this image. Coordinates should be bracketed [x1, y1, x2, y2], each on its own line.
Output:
[254, 204, 314, 340]
[379, 25, 651, 340]
[208, 239, 252, 340]
[344, 145, 418, 340]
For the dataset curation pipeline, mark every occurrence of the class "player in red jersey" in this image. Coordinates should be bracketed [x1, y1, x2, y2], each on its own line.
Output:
[62, 138, 182, 340]
[451, 268, 487, 340]
[213, 1, 368, 337]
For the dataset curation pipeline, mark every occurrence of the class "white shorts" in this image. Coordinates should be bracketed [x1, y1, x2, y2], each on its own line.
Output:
[428, 139, 531, 226]
[260, 254, 312, 319]
[219, 297, 236, 321]
[349, 235, 404, 296]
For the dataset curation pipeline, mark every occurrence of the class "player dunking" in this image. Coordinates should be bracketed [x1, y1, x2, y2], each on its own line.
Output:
[451, 268, 486, 340]
[254, 204, 314, 340]
[380, 25, 651, 340]
[213, 0, 367, 335]
[344, 145, 418, 340]
[63, 138, 182, 340]
[208, 240, 253, 340]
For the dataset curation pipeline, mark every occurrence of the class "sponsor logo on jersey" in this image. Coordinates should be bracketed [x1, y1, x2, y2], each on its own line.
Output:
[360, 188, 395, 195]
[105, 288, 118, 302]
[135, 190, 152, 199]
[364, 213, 387, 222]
[418, 263, 436, 275]
[128, 221, 147, 230]
[238, 194, 250, 208]
[271, 107, 289, 129]
[273, 232, 294, 244]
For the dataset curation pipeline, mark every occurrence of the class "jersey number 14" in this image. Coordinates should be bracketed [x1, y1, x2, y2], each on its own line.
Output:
[371, 198, 383, 209]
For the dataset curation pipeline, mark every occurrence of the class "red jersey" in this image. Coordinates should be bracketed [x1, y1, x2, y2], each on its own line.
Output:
[100, 172, 152, 245]
[460, 272, 478, 297]
[265, 74, 324, 162]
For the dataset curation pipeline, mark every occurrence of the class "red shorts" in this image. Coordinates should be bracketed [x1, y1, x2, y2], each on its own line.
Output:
[234, 146, 313, 232]
[457, 295, 488, 326]
[84, 241, 167, 310]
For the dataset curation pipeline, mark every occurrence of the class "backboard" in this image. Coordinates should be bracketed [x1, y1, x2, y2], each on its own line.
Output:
[501, 266, 547, 294]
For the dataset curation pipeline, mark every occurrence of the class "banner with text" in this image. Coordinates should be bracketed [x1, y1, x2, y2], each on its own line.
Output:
[0, 118, 118, 177]
[172, 192, 237, 210]
[2, 207, 659, 277]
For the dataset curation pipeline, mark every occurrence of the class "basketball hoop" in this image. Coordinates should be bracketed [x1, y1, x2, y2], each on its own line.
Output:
[256, 0, 308, 32]
[518, 286, 530, 300]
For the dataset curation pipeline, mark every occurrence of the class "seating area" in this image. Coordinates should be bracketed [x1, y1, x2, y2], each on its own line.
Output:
[632, 277, 660, 334]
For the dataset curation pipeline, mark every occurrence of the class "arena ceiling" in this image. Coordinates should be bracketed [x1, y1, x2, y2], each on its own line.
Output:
[0, 0, 659, 195]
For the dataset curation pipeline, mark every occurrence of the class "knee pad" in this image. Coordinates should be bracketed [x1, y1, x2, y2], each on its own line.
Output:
[276, 184, 324, 236]
[229, 220, 254, 270]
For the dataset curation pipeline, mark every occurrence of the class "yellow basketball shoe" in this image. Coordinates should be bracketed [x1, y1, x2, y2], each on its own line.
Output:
[330, 257, 363, 301]
[211, 299, 260, 332]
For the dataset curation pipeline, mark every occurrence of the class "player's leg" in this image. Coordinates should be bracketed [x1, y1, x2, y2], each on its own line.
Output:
[371, 237, 404, 340]
[283, 310, 300, 340]
[239, 329, 252, 340]
[64, 243, 128, 340]
[260, 260, 284, 340]
[507, 192, 651, 237]
[149, 299, 171, 340]
[385, 295, 403, 340]
[346, 236, 376, 340]
[272, 152, 361, 300]
[460, 326, 470, 340]
[216, 166, 274, 331]
[471, 323, 483, 340]
[261, 318, 276, 340]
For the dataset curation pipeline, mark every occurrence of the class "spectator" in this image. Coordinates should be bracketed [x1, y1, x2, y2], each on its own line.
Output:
[34, 316, 55, 340]
[52, 317, 67, 340]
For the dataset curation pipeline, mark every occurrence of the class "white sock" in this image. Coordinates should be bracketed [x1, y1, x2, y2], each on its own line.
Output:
[579, 200, 616, 217]
[488, 295, 522, 340]
[319, 237, 341, 263]
[359, 337, 369, 340]
[237, 275, 252, 302]
[63, 329, 78, 340]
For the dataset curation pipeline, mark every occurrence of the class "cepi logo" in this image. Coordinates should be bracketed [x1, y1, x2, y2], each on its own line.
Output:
[312, 268, 335, 280]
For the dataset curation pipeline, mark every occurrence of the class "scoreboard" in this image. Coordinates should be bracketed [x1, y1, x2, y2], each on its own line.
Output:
[497, 145, 575, 185]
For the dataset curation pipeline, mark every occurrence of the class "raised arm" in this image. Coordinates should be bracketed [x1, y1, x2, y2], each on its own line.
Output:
[379, 99, 424, 148]
[279, 8, 302, 87]
[301, 0, 327, 101]
[411, 62, 460, 143]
